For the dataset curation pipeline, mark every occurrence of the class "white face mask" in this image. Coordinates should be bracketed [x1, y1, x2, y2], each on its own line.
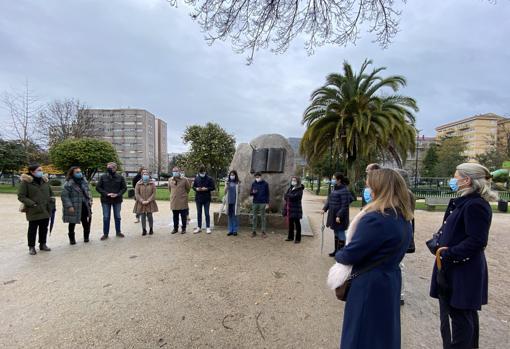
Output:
[229, 175, 236, 180]
[255, 178, 261, 182]
[291, 181, 297, 186]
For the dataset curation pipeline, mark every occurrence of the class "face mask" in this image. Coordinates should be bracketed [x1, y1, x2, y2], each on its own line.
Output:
[34, 171, 43, 178]
[229, 175, 236, 181]
[449, 178, 459, 192]
[173, 172, 180, 178]
[331, 179, 337, 186]
[363, 187, 373, 204]
[255, 178, 261, 182]
[291, 180, 297, 186]
[199, 173, 206, 178]
[74, 172, 83, 179]
[180, 172, 185, 177]
[142, 175, 149, 182]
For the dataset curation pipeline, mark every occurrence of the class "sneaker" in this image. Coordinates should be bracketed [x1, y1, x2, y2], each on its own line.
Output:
[251, 231, 257, 238]
[261, 232, 267, 239]
[227, 232, 233, 236]
[193, 227, 201, 234]
[100, 235, 109, 241]
[116, 233, 125, 238]
[29, 247, 37, 255]
[206, 228, 212, 234]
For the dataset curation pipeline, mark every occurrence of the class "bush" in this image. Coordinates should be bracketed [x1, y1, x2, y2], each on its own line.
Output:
[49, 179, 62, 186]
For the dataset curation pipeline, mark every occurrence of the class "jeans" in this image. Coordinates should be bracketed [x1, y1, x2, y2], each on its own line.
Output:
[439, 298, 479, 349]
[228, 204, 239, 233]
[101, 202, 122, 235]
[334, 229, 346, 241]
[27, 218, 49, 247]
[140, 212, 153, 230]
[252, 203, 267, 232]
[173, 210, 187, 231]
[287, 218, 301, 241]
[196, 201, 211, 228]
[68, 203, 91, 240]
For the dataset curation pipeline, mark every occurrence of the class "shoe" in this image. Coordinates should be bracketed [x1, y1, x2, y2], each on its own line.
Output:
[261, 232, 267, 239]
[171, 229, 178, 234]
[134, 218, 140, 223]
[206, 228, 212, 234]
[84, 237, 89, 243]
[233, 232, 238, 236]
[142, 229, 147, 236]
[116, 233, 125, 238]
[400, 298, 405, 306]
[68, 233, 76, 245]
[181, 229, 186, 234]
[193, 227, 201, 234]
[100, 235, 109, 241]
[149, 228, 154, 235]
[251, 231, 257, 237]
[39, 244, 51, 252]
[295, 240, 301, 244]
[227, 232, 233, 236]
[285, 238, 293, 242]
[29, 247, 37, 255]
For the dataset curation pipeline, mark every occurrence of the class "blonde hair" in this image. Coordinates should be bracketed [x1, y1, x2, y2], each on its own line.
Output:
[366, 168, 414, 221]
[456, 163, 499, 202]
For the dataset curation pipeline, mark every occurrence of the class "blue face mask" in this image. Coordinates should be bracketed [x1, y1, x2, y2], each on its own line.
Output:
[173, 172, 180, 178]
[34, 171, 43, 178]
[74, 172, 83, 179]
[363, 187, 373, 203]
[331, 179, 336, 186]
[142, 175, 149, 182]
[449, 178, 459, 192]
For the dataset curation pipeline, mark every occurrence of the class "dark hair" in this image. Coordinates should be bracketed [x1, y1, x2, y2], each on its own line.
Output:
[254, 172, 262, 177]
[28, 163, 41, 173]
[228, 170, 240, 183]
[366, 163, 381, 172]
[291, 176, 301, 186]
[199, 165, 206, 173]
[66, 166, 81, 180]
[137, 167, 145, 174]
[334, 172, 350, 185]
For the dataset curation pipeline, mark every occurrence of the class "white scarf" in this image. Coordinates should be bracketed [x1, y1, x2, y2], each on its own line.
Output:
[327, 208, 368, 290]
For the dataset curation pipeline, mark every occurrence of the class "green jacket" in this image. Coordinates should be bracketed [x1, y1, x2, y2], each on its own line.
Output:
[17, 174, 55, 221]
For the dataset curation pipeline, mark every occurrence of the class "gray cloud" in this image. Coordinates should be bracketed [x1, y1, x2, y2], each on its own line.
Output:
[1, 0, 509, 152]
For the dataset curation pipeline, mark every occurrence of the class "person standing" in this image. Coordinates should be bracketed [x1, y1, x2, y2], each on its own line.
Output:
[323, 173, 353, 257]
[61, 166, 92, 245]
[17, 164, 55, 255]
[362, 163, 381, 207]
[133, 170, 158, 236]
[224, 170, 241, 236]
[132, 167, 144, 223]
[250, 172, 270, 238]
[192, 166, 216, 234]
[96, 162, 127, 240]
[333, 168, 413, 349]
[283, 176, 304, 243]
[169, 167, 191, 234]
[430, 163, 496, 349]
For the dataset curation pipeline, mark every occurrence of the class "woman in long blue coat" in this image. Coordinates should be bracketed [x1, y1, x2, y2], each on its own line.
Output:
[335, 168, 413, 349]
[430, 163, 496, 349]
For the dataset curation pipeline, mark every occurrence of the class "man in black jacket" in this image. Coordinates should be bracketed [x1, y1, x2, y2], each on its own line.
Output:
[192, 166, 216, 234]
[96, 162, 127, 240]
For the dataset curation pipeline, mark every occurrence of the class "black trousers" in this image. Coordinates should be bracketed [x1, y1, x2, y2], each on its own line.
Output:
[27, 218, 50, 247]
[287, 218, 302, 241]
[173, 209, 187, 231]
[439, 298, 479, 349]
[68, 203, 91, 240]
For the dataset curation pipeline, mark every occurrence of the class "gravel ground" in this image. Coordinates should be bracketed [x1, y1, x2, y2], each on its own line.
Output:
[0, 192, 509, 349]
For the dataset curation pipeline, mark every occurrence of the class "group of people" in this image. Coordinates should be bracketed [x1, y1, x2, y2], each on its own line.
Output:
[16, 159, 495, 348]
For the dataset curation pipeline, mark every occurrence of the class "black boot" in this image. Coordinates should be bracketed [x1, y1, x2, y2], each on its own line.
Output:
[149, 228, 154, 235]
[337, 240, 346, 251]
[142, 229, 147, 236]
[68, 233, 76, 245]
[84, 230, 90, 243]
[39, 244, 51, 252]
[329, 237, 338, 257]
[29, 247, 37, 255]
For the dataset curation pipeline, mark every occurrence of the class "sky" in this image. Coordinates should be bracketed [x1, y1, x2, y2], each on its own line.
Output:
[1, 0, 509, 153]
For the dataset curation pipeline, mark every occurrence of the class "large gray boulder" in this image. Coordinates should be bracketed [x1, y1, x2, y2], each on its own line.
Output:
[229, 134, 295, 213]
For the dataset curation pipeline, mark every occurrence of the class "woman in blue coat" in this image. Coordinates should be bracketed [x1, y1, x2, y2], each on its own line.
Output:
[430, 163, 496, 349]
[335, 168, 413, 349]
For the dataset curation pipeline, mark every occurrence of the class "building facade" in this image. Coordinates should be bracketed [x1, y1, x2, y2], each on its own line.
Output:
[155, 119, 169, 175]
[85, 108, 167, 174]
[403, 135, 436, 177]
[435, 113, 507, 158]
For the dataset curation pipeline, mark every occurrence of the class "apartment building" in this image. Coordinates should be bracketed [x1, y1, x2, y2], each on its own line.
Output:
[155, 119, 169, 174]
[435, 113, 507, 158]
[84, 108, 167, 174]
[403, 135, 436, 175]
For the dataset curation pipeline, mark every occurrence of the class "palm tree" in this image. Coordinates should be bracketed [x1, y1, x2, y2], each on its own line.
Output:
[300, 59, 418, 181]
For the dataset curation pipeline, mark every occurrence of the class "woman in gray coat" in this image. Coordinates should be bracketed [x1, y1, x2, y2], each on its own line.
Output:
[61, 166, 92, 244]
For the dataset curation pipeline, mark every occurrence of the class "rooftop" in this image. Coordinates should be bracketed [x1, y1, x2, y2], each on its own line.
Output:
[435, 113, 506, 131]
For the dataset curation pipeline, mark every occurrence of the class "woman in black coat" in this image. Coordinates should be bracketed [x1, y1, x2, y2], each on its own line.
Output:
[283, 176, 304, 243]
[322, 173, 353, 257]
[430, 163, 496, 349]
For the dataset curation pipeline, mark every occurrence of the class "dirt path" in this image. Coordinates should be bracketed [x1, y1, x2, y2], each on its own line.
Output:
[0, 192, 508, 348]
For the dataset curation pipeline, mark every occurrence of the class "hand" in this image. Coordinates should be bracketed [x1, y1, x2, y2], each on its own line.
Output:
[110, 193, 118, 198]
[252, 189, 258, 193]
[320, 209, 325, 214]
[201, 187, 208, 191]
[68, 207, 75, 214]
[142, 201, 149, 205]
[336, 217, 341, 223]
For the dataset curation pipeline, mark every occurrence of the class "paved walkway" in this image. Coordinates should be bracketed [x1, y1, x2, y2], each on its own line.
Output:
[0, 192, 509, 348]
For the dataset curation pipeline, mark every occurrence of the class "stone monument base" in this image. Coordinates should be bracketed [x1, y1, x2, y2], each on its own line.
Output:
[213, 212, 313, 237]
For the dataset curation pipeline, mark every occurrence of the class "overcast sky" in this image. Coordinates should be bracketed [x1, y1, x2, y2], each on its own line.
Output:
[1, 0, 509, 153]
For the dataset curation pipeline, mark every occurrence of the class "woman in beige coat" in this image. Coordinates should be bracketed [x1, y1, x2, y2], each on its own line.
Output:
[134, 170, 158, 236]
[169, 167, 191, 234]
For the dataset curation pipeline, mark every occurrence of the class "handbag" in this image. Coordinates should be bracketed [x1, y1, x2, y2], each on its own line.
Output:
[335, 223, 408, 302]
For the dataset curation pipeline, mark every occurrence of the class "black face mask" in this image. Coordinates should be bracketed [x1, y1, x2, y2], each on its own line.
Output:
[107, 168, 115, 175]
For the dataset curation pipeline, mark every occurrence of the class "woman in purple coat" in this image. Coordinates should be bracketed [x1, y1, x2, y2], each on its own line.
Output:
[430, 163, 497, 349]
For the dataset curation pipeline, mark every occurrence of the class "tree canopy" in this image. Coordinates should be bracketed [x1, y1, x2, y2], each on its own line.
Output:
[0, 140, 26, 175]
[49, 138, 121, 180]
[435, 136, 467, 177]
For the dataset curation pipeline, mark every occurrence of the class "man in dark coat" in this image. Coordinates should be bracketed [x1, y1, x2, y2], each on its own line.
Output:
[192, 166, 216, 234]
[96, 162, 127, 240]
[283, 176, 304, 243]
[250, 172, 270, 238]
